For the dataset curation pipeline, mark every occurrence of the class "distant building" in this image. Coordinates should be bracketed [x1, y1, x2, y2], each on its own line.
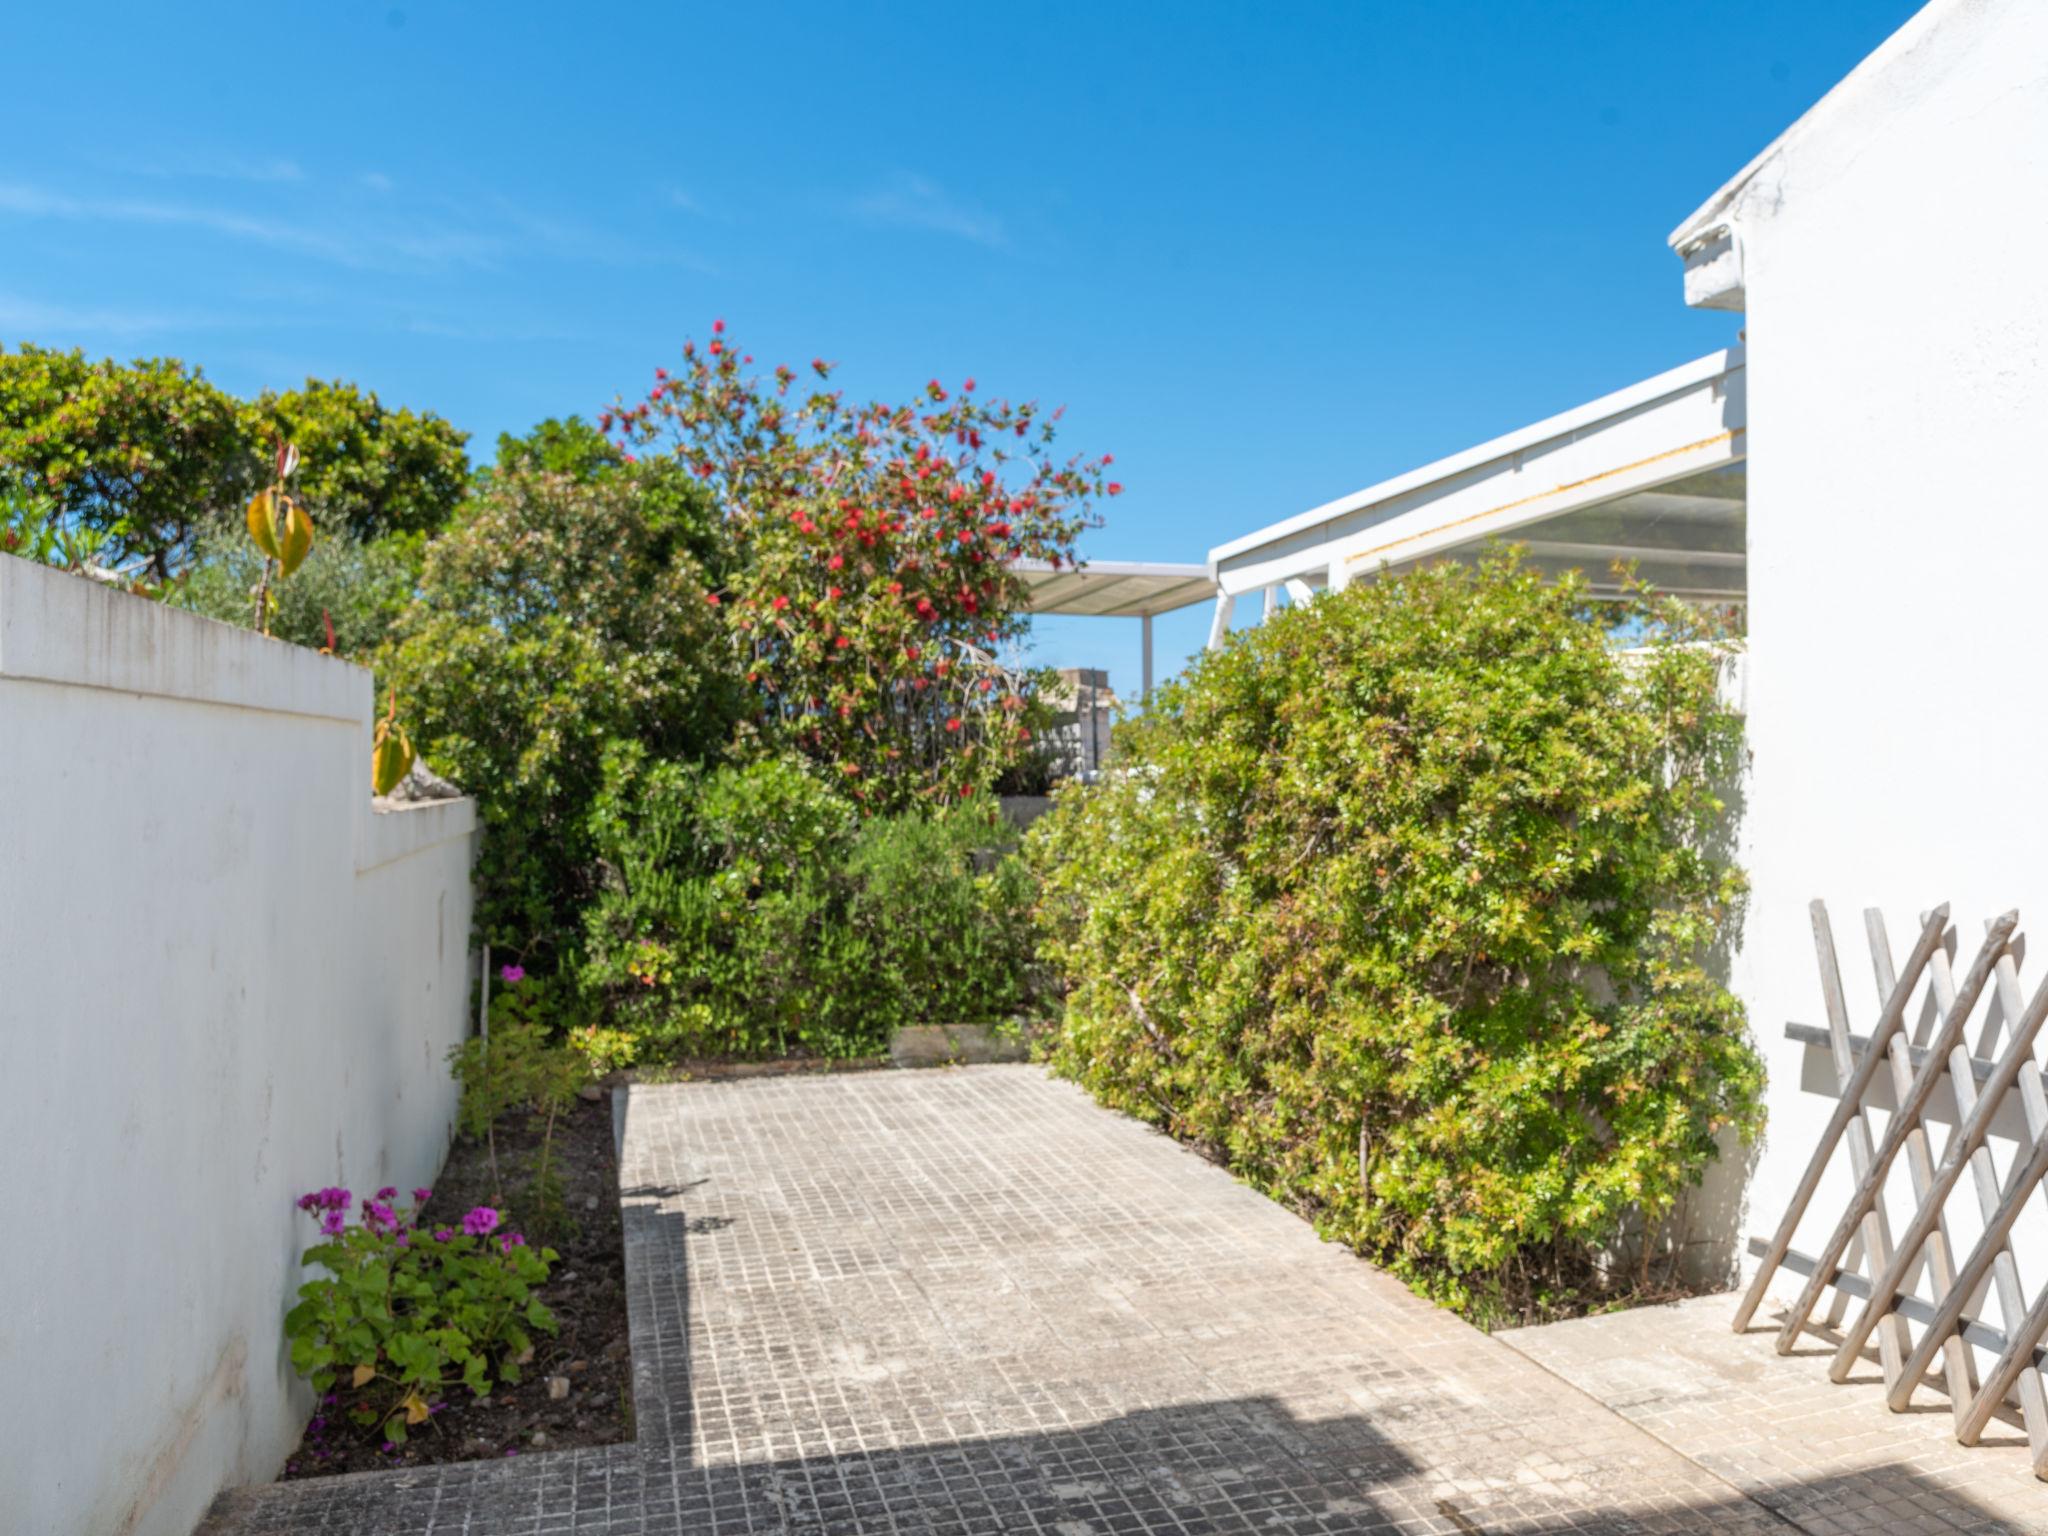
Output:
[1042, 666, 1118, 781]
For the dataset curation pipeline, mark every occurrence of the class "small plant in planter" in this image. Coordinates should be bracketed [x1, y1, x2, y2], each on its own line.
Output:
[284, 1187, 557, 1449]
[447, 970, 589, 1234]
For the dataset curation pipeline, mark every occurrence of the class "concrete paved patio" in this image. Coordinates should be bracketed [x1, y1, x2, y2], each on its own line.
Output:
[1507, 1292, 2048, 1534]
[204, 1066, 2032, 1533]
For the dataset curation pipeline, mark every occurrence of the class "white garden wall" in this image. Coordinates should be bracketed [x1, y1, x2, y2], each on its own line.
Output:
[0, 555, 479, 1536]
[1687, 0, 2048, 1330]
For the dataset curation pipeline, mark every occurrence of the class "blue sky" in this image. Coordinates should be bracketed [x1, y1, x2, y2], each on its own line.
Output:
[1, 0, 1919, 694]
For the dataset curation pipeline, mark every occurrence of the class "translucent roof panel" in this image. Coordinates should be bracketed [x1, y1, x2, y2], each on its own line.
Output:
[1016, 559, 1215, 618]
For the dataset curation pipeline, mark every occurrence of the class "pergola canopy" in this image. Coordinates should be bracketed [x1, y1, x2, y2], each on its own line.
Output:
[1015, 559, 1215, 619]
[1015, 559, 1214, 699]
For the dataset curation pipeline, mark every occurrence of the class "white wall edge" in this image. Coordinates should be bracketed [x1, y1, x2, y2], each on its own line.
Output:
[0, 552, 365, 723]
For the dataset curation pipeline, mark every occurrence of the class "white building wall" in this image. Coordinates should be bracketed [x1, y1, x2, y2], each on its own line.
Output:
[1716, 0, 2048, 1329]
[0, 556, 479, 1536]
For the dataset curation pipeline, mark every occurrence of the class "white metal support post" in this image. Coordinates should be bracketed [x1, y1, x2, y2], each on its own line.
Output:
[1205, 592, 1236, 650]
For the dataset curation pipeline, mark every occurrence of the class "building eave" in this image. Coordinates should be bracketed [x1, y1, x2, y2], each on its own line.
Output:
[1667, 0, 1973, 309]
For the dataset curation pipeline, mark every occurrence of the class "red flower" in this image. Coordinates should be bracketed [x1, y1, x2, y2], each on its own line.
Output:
[1107, 483, 1123, 496]
[654, 367, 668, 381]
[706, 593, 721, 606]
[945, 717, 961, 732]
[834, 635, 850, 649]
[827, 554, 844, 571]
[827, 586, 843, 599]
[713, 318, 726, 334]
[772, 595, 789, 611]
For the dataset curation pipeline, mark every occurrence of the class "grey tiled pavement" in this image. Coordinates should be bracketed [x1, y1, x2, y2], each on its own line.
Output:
[204, 1066, 2019, 1533]
[1507, 1293, 2048, 1534]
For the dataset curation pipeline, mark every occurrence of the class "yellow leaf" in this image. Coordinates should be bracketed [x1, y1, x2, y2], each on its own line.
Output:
[352, 1363, 376, 1388]
[372, 719, 415, 796]
[276, 495, 315, 578]
[246, 490, 282, 559]
[403, 1390, 430, 1425]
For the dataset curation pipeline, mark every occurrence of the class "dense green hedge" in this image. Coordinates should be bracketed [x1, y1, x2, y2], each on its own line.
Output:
[580, 751, 1035, 1058]
[386, 465, 739, 969]
[1027, 553, 1763, 1320]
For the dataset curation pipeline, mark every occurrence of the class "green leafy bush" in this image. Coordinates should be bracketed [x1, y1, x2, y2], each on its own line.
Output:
[284, 1187, 555, 1448]
[175, 519, 424, 658]
[847, 808, 1037, 1028]
[1028, 552, 1762, 1321]
[386, 465, 740, 968]
[581, 751, 1034, 1057]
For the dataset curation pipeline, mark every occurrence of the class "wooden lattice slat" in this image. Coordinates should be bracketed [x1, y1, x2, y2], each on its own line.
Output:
[1741, 900, 2048, 1480]
[1733, 905, 1951, 1334]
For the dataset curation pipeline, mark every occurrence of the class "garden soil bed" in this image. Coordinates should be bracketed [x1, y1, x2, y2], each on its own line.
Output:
[283, 1092, 631, 1478]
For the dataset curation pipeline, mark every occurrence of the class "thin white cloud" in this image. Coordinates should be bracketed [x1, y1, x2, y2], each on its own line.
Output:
[0, 181, 501, 271]
[360, 171, 395, 193]
[121, 153, 305, 184]
[402, 315, 589, 344]
[0, 291, 235, 339]
[845, 173, 1006, 248]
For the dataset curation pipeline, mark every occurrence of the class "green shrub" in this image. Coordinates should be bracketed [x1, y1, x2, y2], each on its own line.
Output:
[386, 466, 740, 968]
[175, 517, 424, 659]
[847, 807, 1036, 1028]
[1027, 552, 1762, 1322]
[581, 751, 1034, 1057]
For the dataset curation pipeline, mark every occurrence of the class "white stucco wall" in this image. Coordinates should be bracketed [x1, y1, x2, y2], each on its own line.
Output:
[0, 555, 479, 1536]
[1701, 0, 2048, 1332]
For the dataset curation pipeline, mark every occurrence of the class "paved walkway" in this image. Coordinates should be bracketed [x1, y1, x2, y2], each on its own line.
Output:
[1507, 1292, 2046, 1535]
[202, 1065, 2018, 1533]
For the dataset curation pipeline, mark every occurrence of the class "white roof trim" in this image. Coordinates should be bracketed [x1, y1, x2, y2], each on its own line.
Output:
[1668, 0, 1968, 255]
[1209, 347, 1742, 572]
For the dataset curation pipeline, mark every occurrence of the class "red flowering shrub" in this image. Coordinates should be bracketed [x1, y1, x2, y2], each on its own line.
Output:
[609, 324, 1119, 807]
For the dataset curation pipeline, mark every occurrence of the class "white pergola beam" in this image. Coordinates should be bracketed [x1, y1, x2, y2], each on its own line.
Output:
[1211, 347, 1746, 600]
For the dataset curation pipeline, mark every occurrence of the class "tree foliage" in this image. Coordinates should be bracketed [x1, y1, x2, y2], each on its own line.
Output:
[1028, 552, 1762, 1321]
[0, 344, 468, 579]
[0, 344, 250, 577]
[249, 378, 470, 542]
[386, 466, 740, 967]
[609, 323, 1115, 807]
